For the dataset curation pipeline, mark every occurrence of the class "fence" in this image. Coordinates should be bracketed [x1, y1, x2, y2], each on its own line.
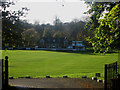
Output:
[104, 61, 120, 90]
[0, 56, 8, 90]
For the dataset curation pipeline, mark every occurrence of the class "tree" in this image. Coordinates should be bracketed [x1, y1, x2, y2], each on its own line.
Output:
[1, 1, 29, 48]
[42, 27, 52, 38]
[85, 2, 120, 53]
[90, 3, 120, 53]
[22, 28, 40, 47]
[53, 17, 63, 31]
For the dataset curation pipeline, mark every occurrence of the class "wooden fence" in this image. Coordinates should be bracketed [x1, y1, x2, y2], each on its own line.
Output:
[104, 61, 120, 90]
[1, 56, 8, 90]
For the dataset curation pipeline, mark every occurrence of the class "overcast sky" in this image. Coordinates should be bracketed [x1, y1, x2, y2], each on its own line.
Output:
[9, 0, 90, 24]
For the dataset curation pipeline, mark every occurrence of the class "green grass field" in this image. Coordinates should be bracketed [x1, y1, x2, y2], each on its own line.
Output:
[2, 50, 118, 79]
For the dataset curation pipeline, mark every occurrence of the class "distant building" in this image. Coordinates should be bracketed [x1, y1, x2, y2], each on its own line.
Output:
[39, 38, 85, 51]
[39, 38, 69, 48]
[72, 41, 85, 51]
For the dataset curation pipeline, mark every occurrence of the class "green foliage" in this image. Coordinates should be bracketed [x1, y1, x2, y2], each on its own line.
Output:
[2, 1, 29, 47]
[85, 2, 120, 53]
[22, 28, 40, 47]
[21, 19, 89, 47]
[42, 27, 52, 38]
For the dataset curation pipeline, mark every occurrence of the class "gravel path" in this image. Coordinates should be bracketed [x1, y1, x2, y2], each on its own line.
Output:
[9, 78, 104, 89]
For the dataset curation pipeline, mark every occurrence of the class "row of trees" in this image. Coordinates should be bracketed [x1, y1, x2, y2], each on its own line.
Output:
[1, 1, 91, 48]
[1, 1, 120, 53]
[21, 18, 91, 47]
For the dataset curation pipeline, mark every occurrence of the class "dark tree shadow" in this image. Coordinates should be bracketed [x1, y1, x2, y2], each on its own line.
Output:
[44, 48, 118, 55]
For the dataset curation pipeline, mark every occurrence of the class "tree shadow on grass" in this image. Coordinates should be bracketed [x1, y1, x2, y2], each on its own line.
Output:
[44, 49, 96, 55]
[45, 49, 118, 55]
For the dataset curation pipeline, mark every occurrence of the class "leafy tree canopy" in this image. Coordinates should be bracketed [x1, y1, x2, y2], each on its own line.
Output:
[1, 1, 29, 47]
[85, 2, 120, 53]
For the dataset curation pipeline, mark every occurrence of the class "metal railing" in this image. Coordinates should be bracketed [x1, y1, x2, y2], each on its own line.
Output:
[104, 61, 120, 90]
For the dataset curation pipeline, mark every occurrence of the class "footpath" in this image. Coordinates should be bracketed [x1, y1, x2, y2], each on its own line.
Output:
[9, 78, 104, 90]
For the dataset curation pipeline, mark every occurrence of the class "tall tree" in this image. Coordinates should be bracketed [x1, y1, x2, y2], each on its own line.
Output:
[1, 1, 29, 48]
[22, 28, 40, 47]
[42, 27, 52, 38]
[85, 1, 120, 53]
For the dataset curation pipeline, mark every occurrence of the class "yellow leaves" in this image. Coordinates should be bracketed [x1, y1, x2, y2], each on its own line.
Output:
[106, 38, 109, 41]
[100, 21, 104, 26]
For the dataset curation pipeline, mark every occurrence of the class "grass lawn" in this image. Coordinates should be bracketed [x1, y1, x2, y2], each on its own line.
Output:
[2, 50, 118, 79]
